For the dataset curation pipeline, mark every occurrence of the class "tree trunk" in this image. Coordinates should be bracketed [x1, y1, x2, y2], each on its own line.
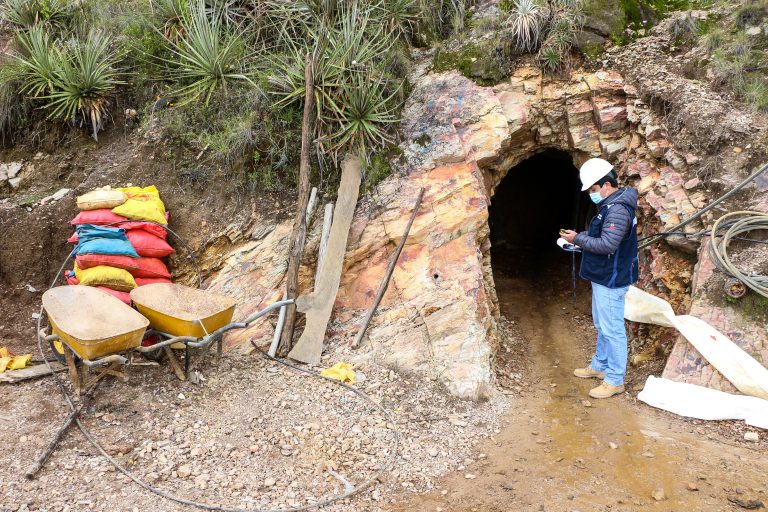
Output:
[277, 53, 315, 356]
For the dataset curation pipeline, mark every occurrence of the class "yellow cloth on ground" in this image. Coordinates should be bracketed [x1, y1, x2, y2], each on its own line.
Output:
[319, 362, 356, 384]
[0, 347, 33, 373]
[112, 185, 167, 225]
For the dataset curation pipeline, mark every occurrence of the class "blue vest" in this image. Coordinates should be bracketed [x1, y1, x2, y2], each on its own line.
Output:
[579, 202, 638, 288]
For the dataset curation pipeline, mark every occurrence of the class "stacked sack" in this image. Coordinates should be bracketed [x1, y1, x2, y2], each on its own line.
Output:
[64, 185, 174, 304]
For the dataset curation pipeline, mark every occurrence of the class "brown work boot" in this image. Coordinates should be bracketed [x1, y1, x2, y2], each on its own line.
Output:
[589, 381, 625, 399]
[573, 367, 605, 379]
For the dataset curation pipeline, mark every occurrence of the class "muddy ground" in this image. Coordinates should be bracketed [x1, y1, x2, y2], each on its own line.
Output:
[1, 251, 765, 511]
[393, 253, 768, 512]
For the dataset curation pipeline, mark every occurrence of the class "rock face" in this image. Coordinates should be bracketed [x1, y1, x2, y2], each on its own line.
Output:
[207, 47, 766, 398]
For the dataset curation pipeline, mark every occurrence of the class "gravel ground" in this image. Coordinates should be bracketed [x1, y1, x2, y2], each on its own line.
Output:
[1, 346, 511, 512]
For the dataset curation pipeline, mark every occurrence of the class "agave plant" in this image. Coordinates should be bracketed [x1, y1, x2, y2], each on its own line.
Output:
[537, 43, 562, 72]
[46, 31, 124, 139]
[325, 72, 400, 155]
[508, 0, 544, 52]
[0, 0, 72, 29]
[7, 27, 124, 139]
[161, 0, 257, 106]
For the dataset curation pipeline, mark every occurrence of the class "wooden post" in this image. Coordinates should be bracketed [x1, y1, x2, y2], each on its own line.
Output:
[277, 53, 315, 356]
[350, 187, 424, 348]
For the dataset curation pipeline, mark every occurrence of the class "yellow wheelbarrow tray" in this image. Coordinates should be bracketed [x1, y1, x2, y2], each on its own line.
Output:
[129, 283, 237, 338]
[129, 283, 294, 377]
[42, 286, 149, 361]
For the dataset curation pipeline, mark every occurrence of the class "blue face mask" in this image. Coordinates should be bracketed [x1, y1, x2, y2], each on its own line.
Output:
[589, 191, 603, 204]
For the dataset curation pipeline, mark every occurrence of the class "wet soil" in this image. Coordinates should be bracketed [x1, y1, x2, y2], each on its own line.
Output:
[392, 252, 767, 511]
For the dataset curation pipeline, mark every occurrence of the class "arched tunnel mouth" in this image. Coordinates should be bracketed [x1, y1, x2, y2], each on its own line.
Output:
[488, 147, 597, 387]
[489, 148, 591, 278]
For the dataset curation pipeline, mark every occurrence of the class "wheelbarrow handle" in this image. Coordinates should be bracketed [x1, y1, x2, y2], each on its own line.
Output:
[185, 299, 295, 349]
[134, 336, 198, 353]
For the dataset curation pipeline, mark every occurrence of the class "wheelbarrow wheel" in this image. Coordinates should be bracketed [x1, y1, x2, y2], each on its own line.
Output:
[48, 337, 68, 365]
[142, 347, 166, 363]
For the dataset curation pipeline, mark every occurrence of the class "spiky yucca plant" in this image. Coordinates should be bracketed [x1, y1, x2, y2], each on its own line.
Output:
[161, 0, 256, 106]
[151, 0, 190, 41]
[508, 0, 544, 51]
[0, 0, 71, 29]
[45, 32, 125, 139]
[5, 26, 124, 139]
[267, 1, 402, 162]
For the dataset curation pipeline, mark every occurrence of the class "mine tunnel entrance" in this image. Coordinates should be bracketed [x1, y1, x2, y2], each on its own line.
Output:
[489, 148, 590, 278]
[489, 148, 595, 388]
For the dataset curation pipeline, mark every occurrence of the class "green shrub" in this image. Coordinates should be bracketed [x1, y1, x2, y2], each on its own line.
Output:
[711, 49, 748, 88]
[738, 78, 768, 111]
[729, 30, 752, 58]
[701, 27, 724, 54]
[416, 0, 473, 40]
[734, 3, 765, 28]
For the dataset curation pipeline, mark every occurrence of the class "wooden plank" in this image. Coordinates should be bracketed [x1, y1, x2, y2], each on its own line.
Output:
[0, 362, 66, 384]
[288, 155, 361, 364]
[164, 346, 186, 381]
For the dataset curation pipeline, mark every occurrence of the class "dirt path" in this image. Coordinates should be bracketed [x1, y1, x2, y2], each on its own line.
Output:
[392, 257, 767, 511]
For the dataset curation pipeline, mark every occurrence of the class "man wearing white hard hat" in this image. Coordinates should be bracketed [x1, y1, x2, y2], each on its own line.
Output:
[561, 158, 638, 399]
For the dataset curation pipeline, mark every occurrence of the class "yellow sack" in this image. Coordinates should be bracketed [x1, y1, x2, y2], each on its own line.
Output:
[74, 264, 137, 292]
[112, 185, 167, 225]
[0, 348, 32, 373]
[319, 362, 356, 384]
[9, 354, 32, 370]
[77, 187, 128, 211]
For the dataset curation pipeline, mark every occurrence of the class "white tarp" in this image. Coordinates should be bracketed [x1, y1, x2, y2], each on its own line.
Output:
[625, 286, 768, 400]
[638, 376, 768, 429]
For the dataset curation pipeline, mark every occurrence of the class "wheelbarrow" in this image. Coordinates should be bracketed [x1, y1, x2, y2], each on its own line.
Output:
[41, 284, 293, 394]
[42, 286, 149, 395]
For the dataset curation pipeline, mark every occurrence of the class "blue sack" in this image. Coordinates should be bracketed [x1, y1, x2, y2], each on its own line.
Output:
[75, 224, 139, 258]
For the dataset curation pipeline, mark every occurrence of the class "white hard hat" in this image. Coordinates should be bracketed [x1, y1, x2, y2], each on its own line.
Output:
[579, 158, 614, 191]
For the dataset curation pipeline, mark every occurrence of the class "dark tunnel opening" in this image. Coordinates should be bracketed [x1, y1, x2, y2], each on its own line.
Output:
[489, 148, 592, 278]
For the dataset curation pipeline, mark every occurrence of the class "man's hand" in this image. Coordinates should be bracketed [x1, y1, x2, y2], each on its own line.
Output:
[562, 229, 578, 244]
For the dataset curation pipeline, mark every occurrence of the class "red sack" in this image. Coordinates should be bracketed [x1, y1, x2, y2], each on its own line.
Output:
[65, 271, 79, 285]
[76, 254, 171, 278]
[125, 230, 174, 258]
[135, 277, 173, 286]
[70, 209, 127, 226]
[95, 286, 131, 305]
[119, 221, 168, 240]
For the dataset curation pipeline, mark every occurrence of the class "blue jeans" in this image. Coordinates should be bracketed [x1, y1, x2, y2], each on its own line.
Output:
[589, 282, 629, 386]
